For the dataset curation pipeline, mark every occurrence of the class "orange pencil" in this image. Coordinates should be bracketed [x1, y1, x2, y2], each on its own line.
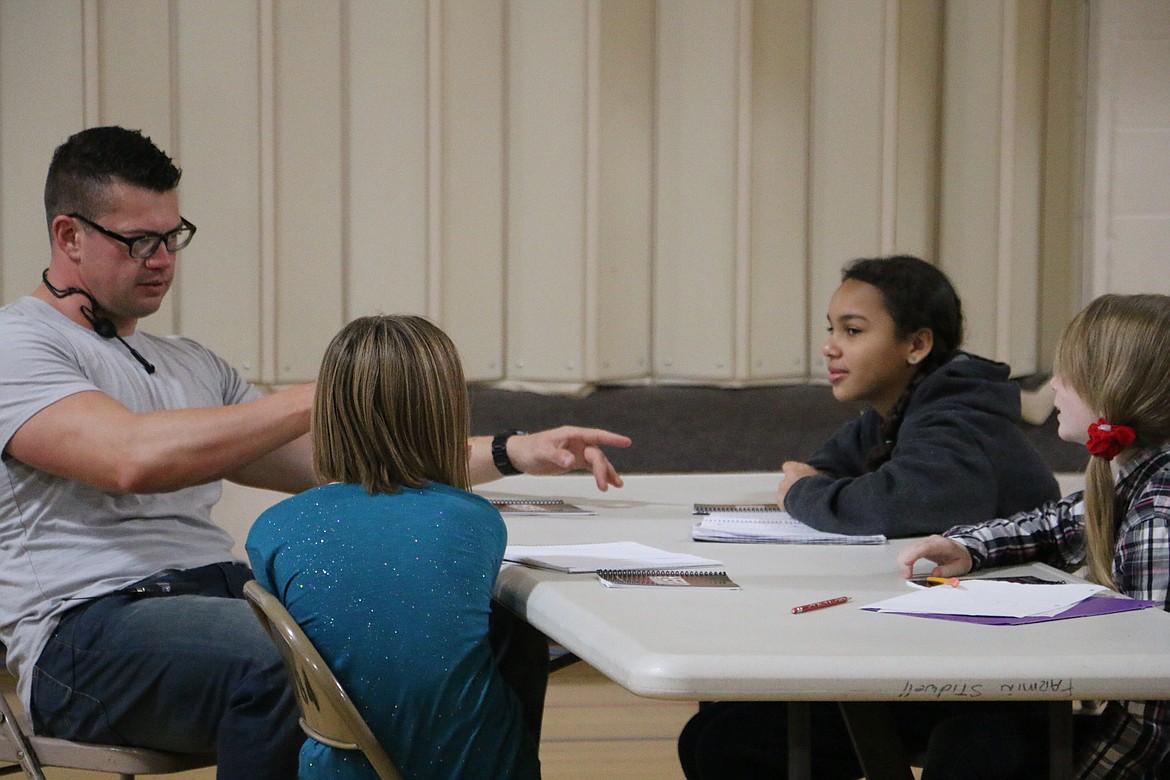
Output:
[926, 576, 960, 587]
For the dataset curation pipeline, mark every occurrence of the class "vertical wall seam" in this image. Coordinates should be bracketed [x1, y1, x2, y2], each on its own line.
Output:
[734, 0, 752, 380]
[929, 1, 946, 264]
[1084, 0, 1113, 300]
[881, 0, 899, 253]
[1034, 2, 1052, 365]
[647, 0, 660, 382]
[168, 0, 182, 331]
[427, 0, 443, 323]
[802, 0, 818, 382]
[501, 0, 512, 378]
[82, 0, 99, 127]
[339, 2, 351, 325]
[258, 0, 277, 383]
[584, 0, 601, 380]
[997, 1, 1017, 361]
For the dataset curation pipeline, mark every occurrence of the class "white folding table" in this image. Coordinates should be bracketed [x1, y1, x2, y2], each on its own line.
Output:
[484, 472, 1170, 780]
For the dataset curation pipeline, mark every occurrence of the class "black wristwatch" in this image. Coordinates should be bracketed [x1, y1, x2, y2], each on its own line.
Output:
[491, 429, 526, 476]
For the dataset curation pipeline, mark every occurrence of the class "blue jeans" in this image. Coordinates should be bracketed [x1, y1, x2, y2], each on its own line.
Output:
[31, 562, 302, 780]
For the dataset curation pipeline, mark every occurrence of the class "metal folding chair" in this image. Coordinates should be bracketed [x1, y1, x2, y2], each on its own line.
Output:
[242, 580, 402, 780]
[0, 676, 214, 779]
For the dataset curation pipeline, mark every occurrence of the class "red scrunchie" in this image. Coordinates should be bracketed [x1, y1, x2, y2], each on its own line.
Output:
[1086, 418, 1136, 461]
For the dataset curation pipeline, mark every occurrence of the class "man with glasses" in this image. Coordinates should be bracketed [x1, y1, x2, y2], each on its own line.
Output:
[0, 126, 630, 779]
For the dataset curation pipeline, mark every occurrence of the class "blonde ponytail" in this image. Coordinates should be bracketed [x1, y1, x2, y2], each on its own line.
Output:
[1081, 456, 1118, 588]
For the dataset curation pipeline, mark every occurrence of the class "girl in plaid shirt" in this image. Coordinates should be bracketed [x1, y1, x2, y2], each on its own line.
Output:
[900, 293, 1170, 779]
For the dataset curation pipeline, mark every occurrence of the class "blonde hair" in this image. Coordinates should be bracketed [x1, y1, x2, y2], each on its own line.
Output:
[313, 315, 470, 494]
[1053, 294, 1170, 587]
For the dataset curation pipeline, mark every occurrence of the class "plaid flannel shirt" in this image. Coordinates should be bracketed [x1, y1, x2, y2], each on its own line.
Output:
[945, 444, 1170, 779]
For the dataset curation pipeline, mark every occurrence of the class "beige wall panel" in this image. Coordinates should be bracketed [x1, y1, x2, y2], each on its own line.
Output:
[97, 0, 176, 332]
[1113, 130, 1170, 214]
[749, 0, 810, 380]
[506, 0, 589, 383]
[1085, 1, 1114, 300]
[595, 0, 654, 381]
[273, 2, 345, 383]
[440, 0, 506, 381]
[894, 0, 942, 259]
[95, 0, 171, 145]
[939, 3, 1004, 361]
[1115, 0, 1170, 37]
[1006, 0, 1044, 376]
[1109, 217, 1170, 294]
[807, 0, 888, 364]
[346, 1, 429, 321]
[1038, 0, 1086, 368]
[1112, 19, 1170, 294]
[172, 1, 263, 375]
[0, 2, 85, 303]
[1111, 126, 1170, 295]
[1116, 39, 1170, 126]
[940, 1, 1044, 374]
[1100, 2, 1170, 295]
[654, 0, 740, 381]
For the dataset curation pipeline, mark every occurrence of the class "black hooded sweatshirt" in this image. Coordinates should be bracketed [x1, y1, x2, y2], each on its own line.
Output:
[783, 352, 1061, 538]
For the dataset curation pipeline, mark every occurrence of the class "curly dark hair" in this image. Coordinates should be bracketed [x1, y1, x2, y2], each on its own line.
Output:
[841, 255, 964, 470]
[44, 126, 182, 229]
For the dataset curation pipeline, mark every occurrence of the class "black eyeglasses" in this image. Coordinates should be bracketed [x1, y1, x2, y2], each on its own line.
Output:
[69, 213, 197, 260]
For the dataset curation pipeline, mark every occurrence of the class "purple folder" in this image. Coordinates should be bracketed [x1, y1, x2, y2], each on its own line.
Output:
[865, 596, 1160, 626]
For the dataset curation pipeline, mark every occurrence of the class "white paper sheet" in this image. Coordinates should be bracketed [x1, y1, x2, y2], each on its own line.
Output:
[504, 542, 722, 574]
[863, 579, 1106, 618]
[692, 511, 886, 545]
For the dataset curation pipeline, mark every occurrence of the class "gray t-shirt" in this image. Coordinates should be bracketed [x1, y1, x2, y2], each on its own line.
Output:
[0, 296, 261, 706]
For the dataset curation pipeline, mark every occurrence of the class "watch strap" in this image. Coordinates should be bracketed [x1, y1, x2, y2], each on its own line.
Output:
[491, 429, 525, 476]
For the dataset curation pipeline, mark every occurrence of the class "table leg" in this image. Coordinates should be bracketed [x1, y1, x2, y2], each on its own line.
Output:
[838, 702, 915, 780]
[787, 702, 811, 780]
[1048, 701, 1073, 780]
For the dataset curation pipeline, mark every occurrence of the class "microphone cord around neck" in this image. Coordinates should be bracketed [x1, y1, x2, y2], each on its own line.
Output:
[41, 269, 156, 375]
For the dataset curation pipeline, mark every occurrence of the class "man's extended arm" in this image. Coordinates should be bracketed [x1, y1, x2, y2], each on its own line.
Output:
[226, 432, 318, 494]
[6, 383, 315, 494]
[9, 382, 631, 496]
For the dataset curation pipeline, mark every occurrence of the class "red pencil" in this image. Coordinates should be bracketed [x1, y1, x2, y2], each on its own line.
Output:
[791, 596, 850, 614]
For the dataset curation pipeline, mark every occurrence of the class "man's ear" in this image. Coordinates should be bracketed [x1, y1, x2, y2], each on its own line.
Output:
[50, 215, 83, 259]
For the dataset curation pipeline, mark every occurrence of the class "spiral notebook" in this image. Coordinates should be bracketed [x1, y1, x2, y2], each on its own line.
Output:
[597, 569, 740, 589]
[692, 510, 886, 545]
[489, 498, 594, 516]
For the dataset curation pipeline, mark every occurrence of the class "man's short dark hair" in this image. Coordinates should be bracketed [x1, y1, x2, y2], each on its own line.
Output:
[44, 126, 182, 229]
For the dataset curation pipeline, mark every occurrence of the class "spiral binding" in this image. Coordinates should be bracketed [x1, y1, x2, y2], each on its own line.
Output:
[597, 569, 729, 578]
[596, 569, 739, 588]
[693, 503, 780, 515]
[491, 498, 564, 506]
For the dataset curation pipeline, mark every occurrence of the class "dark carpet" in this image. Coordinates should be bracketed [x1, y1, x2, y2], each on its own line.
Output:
[469, 384, 1088, 475]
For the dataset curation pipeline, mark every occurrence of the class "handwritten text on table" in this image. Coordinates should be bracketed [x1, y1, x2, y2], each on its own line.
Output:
[896, 678, 1074, 699]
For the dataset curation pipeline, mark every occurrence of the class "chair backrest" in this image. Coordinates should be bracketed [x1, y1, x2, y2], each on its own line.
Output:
[242, 580, 402, 780]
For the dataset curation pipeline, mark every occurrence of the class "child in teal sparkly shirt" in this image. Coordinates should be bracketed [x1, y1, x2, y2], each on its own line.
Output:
[247, 315, 540, 780]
